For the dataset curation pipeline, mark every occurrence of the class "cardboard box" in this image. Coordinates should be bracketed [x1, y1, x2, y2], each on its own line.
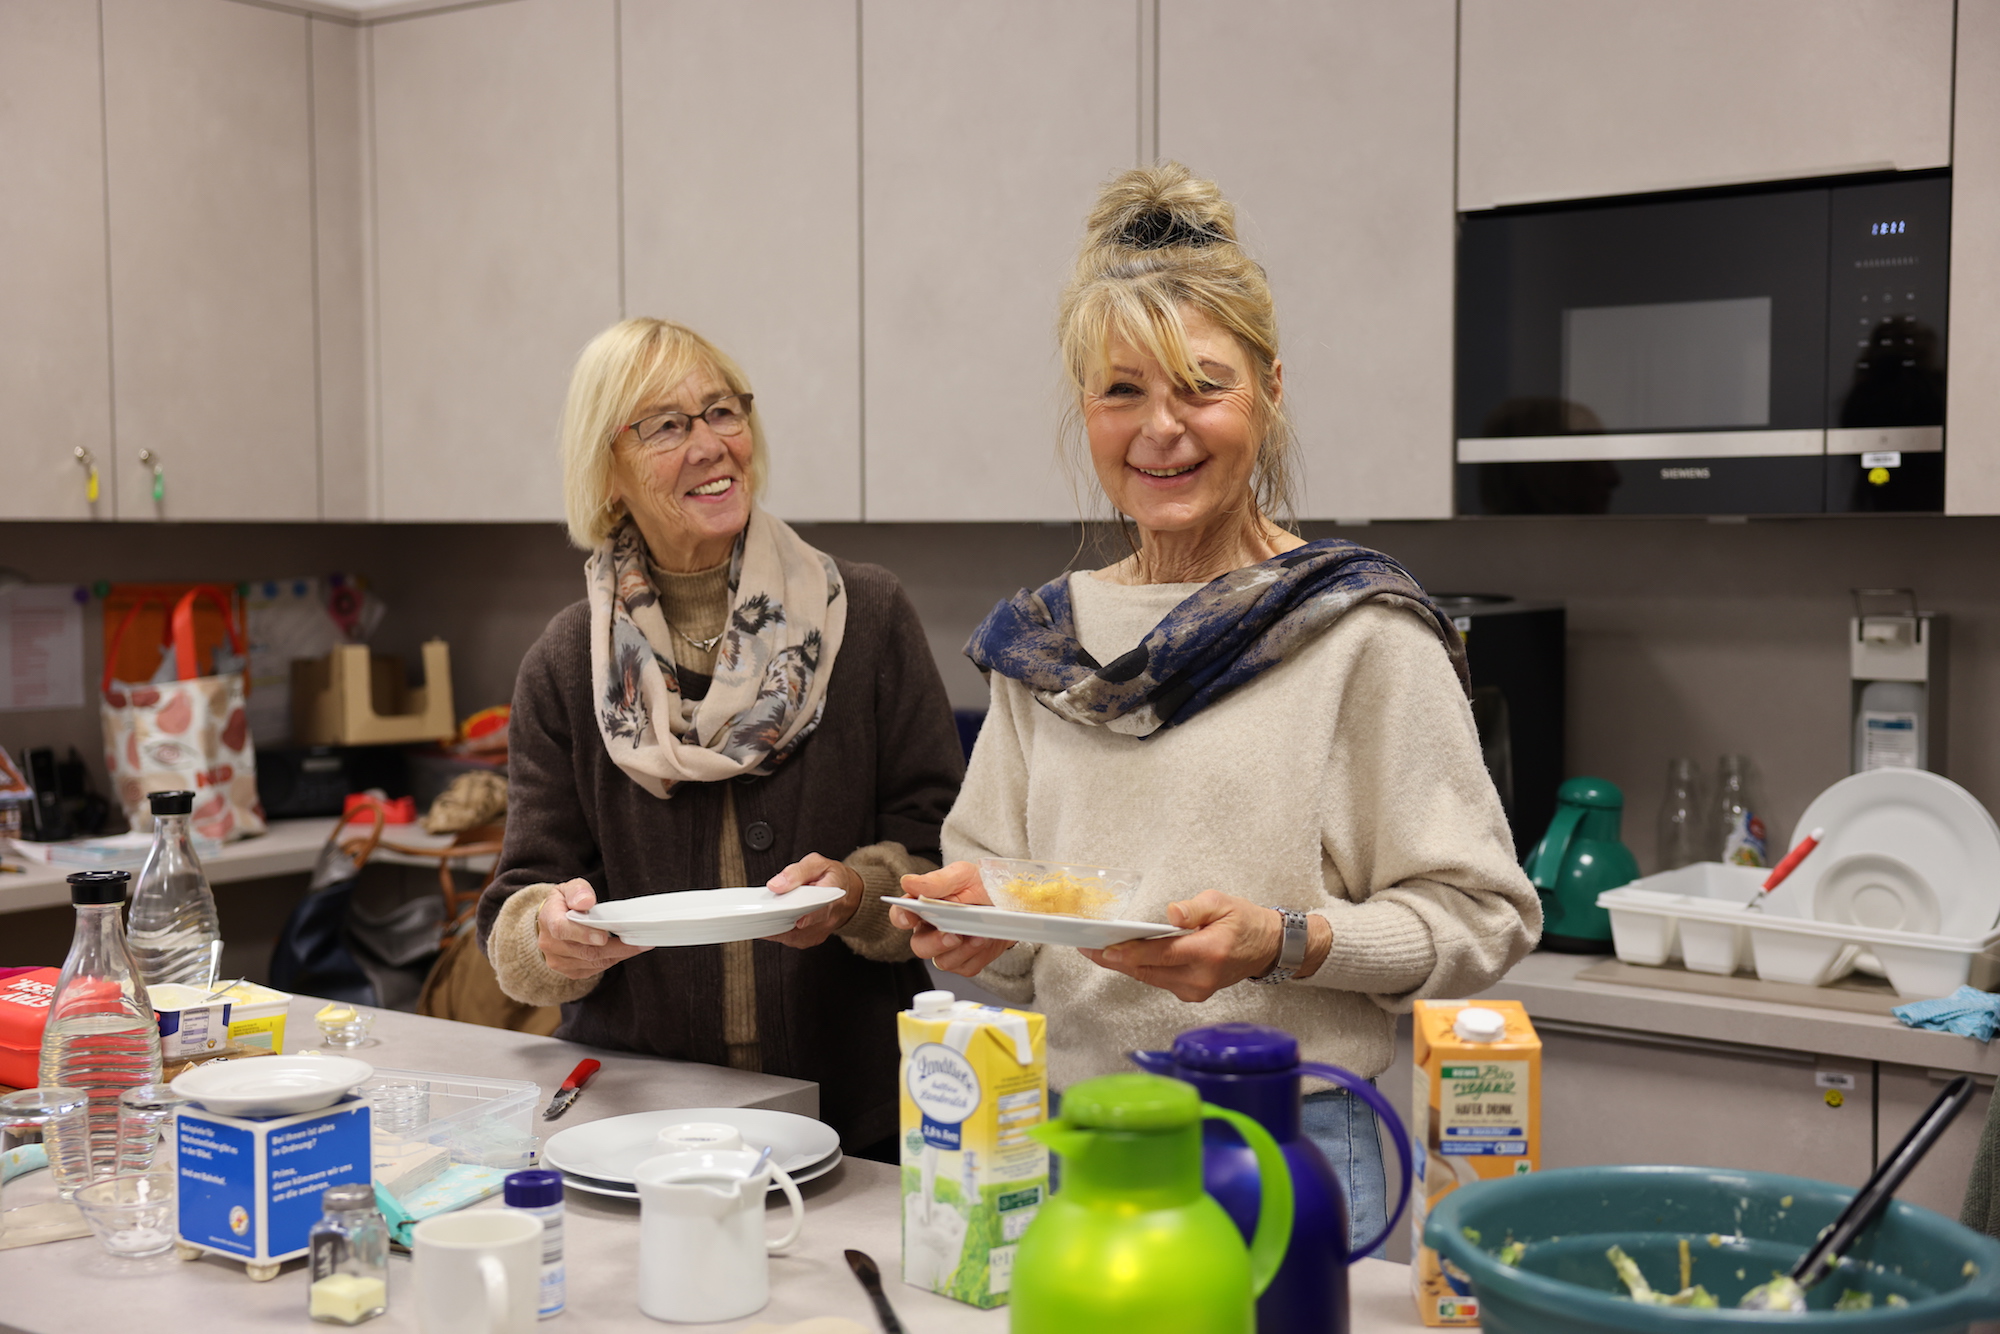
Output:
[292, 641, 454, 747]
[0, 968, 61, 1088]
[176, 1095, 371, 1264]
[1411, 999, 1541, 1327]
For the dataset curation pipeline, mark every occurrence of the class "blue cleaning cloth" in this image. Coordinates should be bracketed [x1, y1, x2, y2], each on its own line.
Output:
[1893, 986, 2000, 1041]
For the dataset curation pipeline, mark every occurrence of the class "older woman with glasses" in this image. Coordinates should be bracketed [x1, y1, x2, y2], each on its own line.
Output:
[478, 317, 963, 1155]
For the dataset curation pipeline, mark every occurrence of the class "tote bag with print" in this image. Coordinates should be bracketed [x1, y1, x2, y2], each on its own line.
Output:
[101, 587, 265, 841]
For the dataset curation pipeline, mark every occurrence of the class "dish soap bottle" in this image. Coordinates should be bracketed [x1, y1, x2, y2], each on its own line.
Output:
[39, 870, 163, 1194]
[127, 789, 221, 988]
[1713, 755, 1769, 867]
[1010, 1072, 1293, 1333]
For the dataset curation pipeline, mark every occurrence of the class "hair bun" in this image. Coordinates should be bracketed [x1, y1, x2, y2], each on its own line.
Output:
[1081, 162, 1238, 268]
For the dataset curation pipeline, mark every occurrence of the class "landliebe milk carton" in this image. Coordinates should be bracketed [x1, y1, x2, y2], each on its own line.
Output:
[898, 990, 1047, 1308]
[1411, 999, 1541, 1326]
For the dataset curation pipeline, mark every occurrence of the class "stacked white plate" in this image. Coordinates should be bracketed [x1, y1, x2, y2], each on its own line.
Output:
[569, 886, 845, 947]
[541, 1107, 842, 1200]
[1599, 770, 2000, 998]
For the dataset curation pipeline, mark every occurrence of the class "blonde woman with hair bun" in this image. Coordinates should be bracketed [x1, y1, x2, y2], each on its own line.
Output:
[478, 317, 964, 1157]
[893, 164, 1540, 1246]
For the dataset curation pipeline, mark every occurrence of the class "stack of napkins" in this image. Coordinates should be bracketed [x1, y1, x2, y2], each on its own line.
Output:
[1893, 986, 2000, 1041]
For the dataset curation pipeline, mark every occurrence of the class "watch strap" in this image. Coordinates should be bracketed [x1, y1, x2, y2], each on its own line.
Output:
[1250, 908, 1310, 985]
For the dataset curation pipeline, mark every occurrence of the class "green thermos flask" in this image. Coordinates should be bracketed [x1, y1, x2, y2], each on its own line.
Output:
[1010, 1073, 1293, 1333]
[1524, 776, 1640, 952]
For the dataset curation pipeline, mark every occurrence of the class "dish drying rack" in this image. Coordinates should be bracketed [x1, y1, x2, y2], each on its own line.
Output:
[1598, 863, 2000, 999]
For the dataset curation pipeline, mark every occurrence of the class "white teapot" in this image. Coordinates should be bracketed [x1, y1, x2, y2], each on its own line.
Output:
[633, 1148, 804, 1323]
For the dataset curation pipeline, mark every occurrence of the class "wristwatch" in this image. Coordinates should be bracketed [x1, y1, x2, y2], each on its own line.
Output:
[1250, 908, 1310, 985]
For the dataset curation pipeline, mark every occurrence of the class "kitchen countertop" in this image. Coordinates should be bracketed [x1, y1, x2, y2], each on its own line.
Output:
[1480, 950, 2000, 1076]
[0, 999, 1427, 1332]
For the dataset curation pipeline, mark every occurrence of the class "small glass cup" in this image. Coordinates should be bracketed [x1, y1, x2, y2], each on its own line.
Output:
[317, 1005, 375, 1049]
[117, 1082, 189, 1176]
[1, 1086, 92, 1212]
[73, 1171, 177, 1258]
[367, 1081, 428, 1137]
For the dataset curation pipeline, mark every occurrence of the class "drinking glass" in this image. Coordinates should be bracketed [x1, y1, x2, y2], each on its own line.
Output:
[1, 1087, 91, 1236]
[117, 1082, 189, 1176]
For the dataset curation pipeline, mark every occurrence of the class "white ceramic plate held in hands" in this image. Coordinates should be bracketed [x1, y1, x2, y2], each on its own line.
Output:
[884, 896, 1189, 949]
[171, 1054, 373, 1117]
[542, 1107, 840, 1186]
[568, 885, 846, 947]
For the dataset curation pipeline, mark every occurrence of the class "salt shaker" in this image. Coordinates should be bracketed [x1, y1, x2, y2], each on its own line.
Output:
[308, 1183, 390, 1324]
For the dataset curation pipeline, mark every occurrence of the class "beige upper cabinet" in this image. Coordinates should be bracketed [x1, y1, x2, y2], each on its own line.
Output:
[1160, 0, 1457, 521]
[1949, 0, 2000, 515]
[861, 0, 1138, 522]
[371, 0, 622, 523]
[100, 0, 321, 522]
[1459, 0, 1956, 211]
[622, 0, 861, 523]
[0, 0, 114, 521]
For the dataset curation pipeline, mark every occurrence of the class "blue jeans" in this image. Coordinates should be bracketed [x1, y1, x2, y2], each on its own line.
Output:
[1301, 1088, 1389, 1258]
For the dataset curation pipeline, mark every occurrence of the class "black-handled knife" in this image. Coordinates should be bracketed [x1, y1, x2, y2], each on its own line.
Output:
[845, 1249, 908, 1334]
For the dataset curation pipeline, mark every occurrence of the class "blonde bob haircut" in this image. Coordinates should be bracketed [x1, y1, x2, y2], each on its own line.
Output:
[559, 317, 769, 549]
[1056, 162, 1297, 529]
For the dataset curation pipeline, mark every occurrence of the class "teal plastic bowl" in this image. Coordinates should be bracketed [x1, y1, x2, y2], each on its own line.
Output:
[1424, 1165, 2000, 1332]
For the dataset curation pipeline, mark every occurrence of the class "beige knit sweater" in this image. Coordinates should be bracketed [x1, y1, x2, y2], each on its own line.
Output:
[950, 574, 1542, 1092]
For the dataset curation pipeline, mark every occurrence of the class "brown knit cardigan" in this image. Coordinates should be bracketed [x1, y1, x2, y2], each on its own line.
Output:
[476, 558, 964, 1146]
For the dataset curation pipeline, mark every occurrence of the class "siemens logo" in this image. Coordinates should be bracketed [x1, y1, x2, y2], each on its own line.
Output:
[1660, 467, 1711, 480]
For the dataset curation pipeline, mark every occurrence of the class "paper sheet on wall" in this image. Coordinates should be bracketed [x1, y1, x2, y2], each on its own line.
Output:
[0, 587, 85, 712]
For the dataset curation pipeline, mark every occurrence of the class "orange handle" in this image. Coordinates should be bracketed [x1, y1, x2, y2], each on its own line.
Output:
[169, 586, 246, 682]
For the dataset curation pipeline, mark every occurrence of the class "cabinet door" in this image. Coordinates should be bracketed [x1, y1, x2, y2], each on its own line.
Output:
[372, 0, 621, 523]
[1537, 1025, 1872, 1185]
[1159, 1, 1455, 521]
[312, 17, 372, 522]
[1948, 0, 2000, 515]
[1459, 0, 1955, 210]
[1876, 1065, 1991, 1220]
[102, 0, 320, 521]
[622, 0, 861, 522]
[861, 0, 1138, 521]
[0, 0, 113, 520]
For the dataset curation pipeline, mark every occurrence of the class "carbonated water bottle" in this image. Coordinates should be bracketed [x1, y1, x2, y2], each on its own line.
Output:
[127, 789, 222, 988]
[39, 870, 163, 1195]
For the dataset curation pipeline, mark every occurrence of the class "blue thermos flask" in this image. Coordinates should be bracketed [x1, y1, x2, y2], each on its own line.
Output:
[1131, 1023, 1414, 1334]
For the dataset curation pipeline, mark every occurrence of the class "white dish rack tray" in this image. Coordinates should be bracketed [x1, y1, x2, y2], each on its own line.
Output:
[1598, 862, 2000, 998]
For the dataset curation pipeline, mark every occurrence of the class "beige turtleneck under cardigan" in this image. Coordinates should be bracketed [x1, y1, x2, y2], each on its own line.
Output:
[949, 577, 1543, 1094]
[487, 558, 924, 1072]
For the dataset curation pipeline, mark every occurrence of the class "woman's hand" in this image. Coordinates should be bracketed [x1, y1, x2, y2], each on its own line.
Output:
[889, 861, 1011, 978]
[536, 878, 652, 980]
[1079, 890, 1295, 1002]
[762, 854, 863, 949]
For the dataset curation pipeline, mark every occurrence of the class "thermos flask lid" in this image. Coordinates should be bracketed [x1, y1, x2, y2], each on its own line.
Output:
[1167, 1022, 1299, 1074]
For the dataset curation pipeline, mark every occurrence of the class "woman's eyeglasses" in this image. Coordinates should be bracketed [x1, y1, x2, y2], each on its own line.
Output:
[622, 393, 754, 450]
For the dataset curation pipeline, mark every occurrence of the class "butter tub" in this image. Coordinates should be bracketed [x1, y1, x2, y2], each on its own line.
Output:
[214, 981, 293, 1052]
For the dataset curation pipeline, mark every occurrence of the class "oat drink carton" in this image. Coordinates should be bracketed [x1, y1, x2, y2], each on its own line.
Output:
[1411, 999, 1541, 1326]
[898, 989, 1047, 1308]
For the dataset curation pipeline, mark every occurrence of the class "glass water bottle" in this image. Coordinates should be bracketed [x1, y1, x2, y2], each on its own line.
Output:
[1655, 758, 1706, 871]
[38, 871, 163, 1195]
[1713, 754, 1769, 868]
[127, 789, 222, 988]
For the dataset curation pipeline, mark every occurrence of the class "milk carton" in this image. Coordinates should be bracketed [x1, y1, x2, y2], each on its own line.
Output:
[898, 990, 1047, 1308]
[1410, 999, 1541, 1327]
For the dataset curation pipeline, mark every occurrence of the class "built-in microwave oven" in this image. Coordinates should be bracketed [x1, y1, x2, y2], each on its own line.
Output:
[1456, 172, 1949, 516]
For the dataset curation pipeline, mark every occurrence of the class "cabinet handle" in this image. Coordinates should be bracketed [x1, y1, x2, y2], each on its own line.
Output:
[138, 448, 164, 503]
[74, 447, 99, 504]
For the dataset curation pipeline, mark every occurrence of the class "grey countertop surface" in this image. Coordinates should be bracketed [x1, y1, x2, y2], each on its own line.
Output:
[1480, 950, 2000, 1075]
[0, 998, 1426, 1333]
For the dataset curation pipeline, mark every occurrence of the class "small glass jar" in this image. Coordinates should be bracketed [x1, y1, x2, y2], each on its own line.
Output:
[307, 1183, 389, 1325]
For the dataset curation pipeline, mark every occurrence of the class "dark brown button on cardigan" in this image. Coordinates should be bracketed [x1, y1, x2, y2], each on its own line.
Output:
[477, 558, 965, 1146]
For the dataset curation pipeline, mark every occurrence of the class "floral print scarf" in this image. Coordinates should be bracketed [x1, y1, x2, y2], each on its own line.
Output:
[966, 539, 1466, 737]
[588, 509, 847, 796]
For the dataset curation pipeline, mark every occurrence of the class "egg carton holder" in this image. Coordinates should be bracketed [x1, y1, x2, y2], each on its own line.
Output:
[1599, 862, 2000, 998]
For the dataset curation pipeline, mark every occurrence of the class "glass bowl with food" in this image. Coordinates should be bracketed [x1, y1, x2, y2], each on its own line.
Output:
[978, 858, 1144, 920]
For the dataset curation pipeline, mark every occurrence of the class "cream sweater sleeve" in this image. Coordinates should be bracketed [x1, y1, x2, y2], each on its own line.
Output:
[487, 883, 602, 1007]
[939, 672, 1042, 1005]
[1300, 603, 1543, 1006]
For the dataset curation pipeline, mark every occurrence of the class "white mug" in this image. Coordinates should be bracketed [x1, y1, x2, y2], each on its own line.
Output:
[654, 1122, 744, 1155]
[635, 1148, 805, 1323]
[412, 1210, 544, 1334]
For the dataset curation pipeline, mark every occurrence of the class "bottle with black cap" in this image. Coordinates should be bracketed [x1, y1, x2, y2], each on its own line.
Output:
[38, 870, 163, 1195]
[128, 788, 221, 988]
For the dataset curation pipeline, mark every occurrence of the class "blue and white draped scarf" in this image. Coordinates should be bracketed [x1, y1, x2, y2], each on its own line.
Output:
[966, 540, 1467, 737]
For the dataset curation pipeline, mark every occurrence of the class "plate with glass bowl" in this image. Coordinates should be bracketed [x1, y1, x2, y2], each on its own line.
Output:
[889, 856, 1180, 948]
[567, 885, 846, 947]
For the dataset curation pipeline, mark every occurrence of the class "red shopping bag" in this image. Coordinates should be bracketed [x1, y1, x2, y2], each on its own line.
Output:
[100, 586, 265, 841]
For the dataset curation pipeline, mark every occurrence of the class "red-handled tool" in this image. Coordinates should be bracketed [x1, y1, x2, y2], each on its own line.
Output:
[1757, 827, 1826, 897]
[542, 1059, 602, 1121]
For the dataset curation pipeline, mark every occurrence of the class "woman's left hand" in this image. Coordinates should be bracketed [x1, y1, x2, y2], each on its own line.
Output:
[763, 853, 863, 949]
[1079, 890, 1287, 1002]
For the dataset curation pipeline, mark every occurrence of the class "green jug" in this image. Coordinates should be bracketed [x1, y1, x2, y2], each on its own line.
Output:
[1010, 1073, 1293, 1333]
[1524, 775, 1641, 952]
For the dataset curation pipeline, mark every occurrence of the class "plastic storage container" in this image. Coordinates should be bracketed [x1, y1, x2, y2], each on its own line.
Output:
[215, 981, 292, 1052]
[354, 1067, 538, 1175]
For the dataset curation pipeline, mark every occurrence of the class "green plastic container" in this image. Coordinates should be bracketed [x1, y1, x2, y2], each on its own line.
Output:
[1425, 1165, 2000, 1333]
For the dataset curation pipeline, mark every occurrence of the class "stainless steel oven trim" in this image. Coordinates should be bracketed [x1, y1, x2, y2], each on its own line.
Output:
[1826, 426, 1943, 455]
[1456, 429, 1826, 464]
